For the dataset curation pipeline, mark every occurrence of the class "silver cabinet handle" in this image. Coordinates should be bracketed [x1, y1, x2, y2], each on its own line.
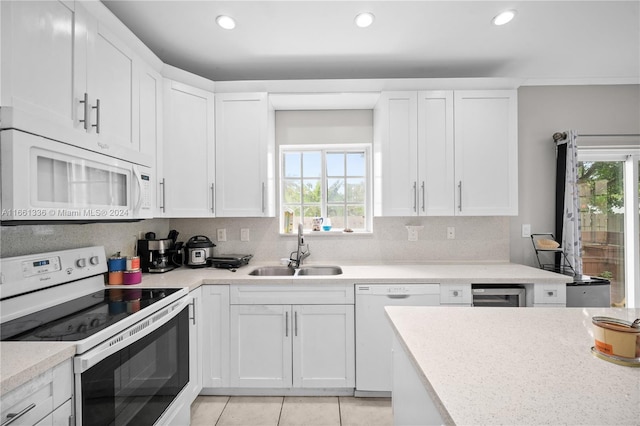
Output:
[294, 311, 298, 337]
[261, 182, 265, 213]
[92, 99, 101, 134]
[159, 178, 166, 213]
[211, 183, 215, 214]
[2, 403, 36, 426]
[79, 92, 90, 130]
[412, 182, 417, 212]
[421, 181, 425, 212]
[458, 181, 462, 212]
[285, 311, 289, 337]
[189, 299, 196, 325]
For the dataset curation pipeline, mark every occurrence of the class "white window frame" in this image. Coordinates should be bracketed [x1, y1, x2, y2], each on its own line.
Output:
[279, 144, 373, 234]
[578, 147, 640, 308]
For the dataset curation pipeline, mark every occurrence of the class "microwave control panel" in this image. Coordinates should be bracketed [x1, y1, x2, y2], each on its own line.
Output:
[140, 174, 152, 209]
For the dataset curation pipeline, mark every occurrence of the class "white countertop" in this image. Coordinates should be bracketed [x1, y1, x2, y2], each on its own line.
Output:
[137, 262, 573, 289]
[0, 262, 571, 395]
[0, 342, 76, 395]
[385, 306, 640, 425]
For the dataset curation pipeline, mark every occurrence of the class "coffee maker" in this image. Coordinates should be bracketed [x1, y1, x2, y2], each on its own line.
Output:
[137, 231, 183, 273]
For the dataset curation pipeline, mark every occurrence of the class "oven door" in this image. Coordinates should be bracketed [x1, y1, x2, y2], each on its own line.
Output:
[74, 297, 190, 426]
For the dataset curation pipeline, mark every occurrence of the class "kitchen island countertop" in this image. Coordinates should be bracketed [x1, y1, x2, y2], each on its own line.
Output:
[386, 306, 640, 425]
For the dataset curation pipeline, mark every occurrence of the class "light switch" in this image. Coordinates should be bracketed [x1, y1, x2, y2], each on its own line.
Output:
[522, 224, 531, 238]
[241, 228, 250, 242]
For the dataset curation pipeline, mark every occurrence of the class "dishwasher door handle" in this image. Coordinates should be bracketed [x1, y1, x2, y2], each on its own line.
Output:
[386, 294, 410, 299]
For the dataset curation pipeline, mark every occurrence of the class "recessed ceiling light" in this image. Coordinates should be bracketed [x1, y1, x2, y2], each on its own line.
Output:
[355, 12, 375, 28]
[216, 15, 236, 30]
[492, 10, 516, 26]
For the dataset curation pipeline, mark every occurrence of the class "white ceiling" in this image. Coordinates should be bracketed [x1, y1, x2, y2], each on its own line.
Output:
[101, 1, 640, 83]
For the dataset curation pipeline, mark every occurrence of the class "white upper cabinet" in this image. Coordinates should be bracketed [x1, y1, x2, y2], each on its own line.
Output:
[161, 79, 215, 217]
[1, 1, 153, 167]
[215, 93, 272, 217]
[418, 91, 455, 215]
[1, 1, 77, 132]
[454, 90, 518, 216]
[87, 20, 141, 158]
[374, 92, 418, 217]
[375, 89, 517, 216]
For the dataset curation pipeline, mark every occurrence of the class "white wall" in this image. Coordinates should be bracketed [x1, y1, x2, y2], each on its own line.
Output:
[511, 84, 640, 267]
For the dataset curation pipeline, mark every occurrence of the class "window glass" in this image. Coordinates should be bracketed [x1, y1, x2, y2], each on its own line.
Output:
[281, 146, 369, 232]
[578, 160, 625, 306]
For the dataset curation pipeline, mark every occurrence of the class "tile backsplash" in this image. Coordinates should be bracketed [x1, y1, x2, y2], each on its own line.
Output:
[171, 216, 509, 264]
[1, 216, 509, 263]
[1, 219, 170, 258]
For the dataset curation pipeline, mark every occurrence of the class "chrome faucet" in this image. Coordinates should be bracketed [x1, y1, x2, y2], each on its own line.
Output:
[289, 223, 310, 268]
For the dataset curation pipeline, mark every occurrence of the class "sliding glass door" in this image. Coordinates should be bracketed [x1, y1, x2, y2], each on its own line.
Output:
[578, 150, 640, 308]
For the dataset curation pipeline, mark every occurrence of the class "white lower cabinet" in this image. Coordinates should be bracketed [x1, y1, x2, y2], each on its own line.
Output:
[228, 284, 355, 390]
[229, 304, 354, 389]
[0, 359, 72, 426]
[532, 282, 567, 307]
[186, 288, 203, 402]
[201, 285, 231, 389]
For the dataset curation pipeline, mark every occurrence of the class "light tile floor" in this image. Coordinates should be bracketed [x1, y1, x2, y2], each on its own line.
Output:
[190, 396, 392, 426]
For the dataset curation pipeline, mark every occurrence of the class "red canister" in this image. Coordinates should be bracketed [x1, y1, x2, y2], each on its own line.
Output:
[126, 256, 140, 271]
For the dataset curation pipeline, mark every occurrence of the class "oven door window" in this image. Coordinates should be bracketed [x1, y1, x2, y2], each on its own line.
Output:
[81, 307, 189, 426]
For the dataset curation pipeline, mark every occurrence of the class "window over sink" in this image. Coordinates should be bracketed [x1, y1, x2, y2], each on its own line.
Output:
[280, 145, 372, 233]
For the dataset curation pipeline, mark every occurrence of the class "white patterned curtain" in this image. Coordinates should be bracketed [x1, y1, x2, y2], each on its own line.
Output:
[561, 130, 583, 276]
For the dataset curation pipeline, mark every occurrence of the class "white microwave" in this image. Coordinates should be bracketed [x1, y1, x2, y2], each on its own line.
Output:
[1, 130, 153, 222]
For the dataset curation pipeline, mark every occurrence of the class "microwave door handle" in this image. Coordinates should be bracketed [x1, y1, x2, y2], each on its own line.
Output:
[132, 168, 144, 214]
[75, 297, 190, 373]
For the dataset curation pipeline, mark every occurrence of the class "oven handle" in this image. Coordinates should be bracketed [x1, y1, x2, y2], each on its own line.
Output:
[74, 296, 190, 373]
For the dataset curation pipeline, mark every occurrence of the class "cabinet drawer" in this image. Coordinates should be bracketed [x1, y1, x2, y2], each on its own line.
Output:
[439, 283, 472, 305]
[534, 283, 566, 305]
[1, 359, 72, 426]
[231, 284, 354, 305]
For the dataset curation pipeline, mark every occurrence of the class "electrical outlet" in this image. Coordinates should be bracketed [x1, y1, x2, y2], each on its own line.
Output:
[217, 228, 227, 242]
[447, 227, 455, 240]
[241, 228, 250, 242]
[405, 225, 423, 242]
[522, 224, 531, 238]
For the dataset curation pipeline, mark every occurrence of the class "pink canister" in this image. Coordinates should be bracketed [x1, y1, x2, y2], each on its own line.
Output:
[122, 269, 142, 285]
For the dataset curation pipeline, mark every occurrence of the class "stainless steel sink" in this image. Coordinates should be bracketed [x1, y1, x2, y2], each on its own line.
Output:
[296, 266, 343, 276]
[248, 265, 343, 276]
[248, 266, 296, 276]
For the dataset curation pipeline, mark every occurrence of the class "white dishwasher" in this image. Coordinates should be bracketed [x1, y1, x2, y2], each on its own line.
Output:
[355, 283, 440, 395]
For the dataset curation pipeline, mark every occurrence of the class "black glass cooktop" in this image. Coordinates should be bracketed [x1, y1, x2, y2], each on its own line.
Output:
[1, 288, 180, 342]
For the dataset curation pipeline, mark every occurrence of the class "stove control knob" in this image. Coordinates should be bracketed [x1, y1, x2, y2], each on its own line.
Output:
[89, 256, 100, 266]
[76, 258, 87, 268]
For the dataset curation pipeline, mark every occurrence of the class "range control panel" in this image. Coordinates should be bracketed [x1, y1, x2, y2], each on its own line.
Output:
[1, 246, 107, 299]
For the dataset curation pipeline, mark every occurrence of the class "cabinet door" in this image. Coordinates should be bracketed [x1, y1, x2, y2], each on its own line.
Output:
[454, 90, 518, 216]
[229, 305, 292, 388]
[374, 92, 418, 216]
[215, 93, 270, 217]
[88, 21, 140, 153]
[202, 285, 230, 388]
[292, 305, 355, 388]
[162, 80, 215, 217]
[418, 91, 455, 216]
[0, 1, 77, 131]
[186, 288, 203, 401]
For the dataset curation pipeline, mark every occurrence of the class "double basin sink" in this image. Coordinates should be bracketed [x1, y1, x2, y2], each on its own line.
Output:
[249, 265, 342, 277]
